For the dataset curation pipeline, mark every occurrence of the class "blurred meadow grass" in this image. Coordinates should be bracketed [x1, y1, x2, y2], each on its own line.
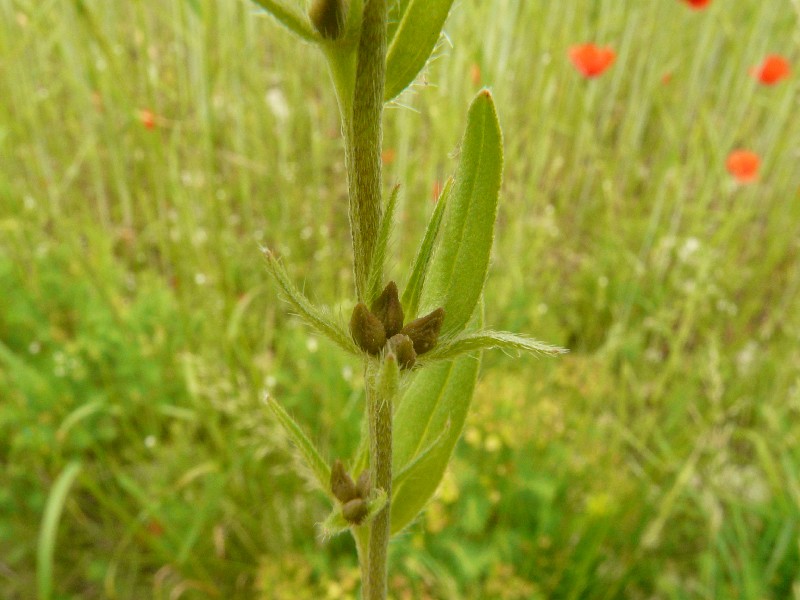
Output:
[1, 0, 800, 598]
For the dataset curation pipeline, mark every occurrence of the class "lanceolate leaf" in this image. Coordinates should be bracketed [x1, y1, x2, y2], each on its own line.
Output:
[265, 393, 331, 494]
[401, 177, 451, 320]
[262, 247, 360, 356]
[250, 0, 319, 42]
[418, 91, 503, 338]
[420, 330, 568, 364]
[384, 0, 455, 101]
[391, 418, 450, 490]
[390, 352, 480, 533]
[386, 0, 411, 43]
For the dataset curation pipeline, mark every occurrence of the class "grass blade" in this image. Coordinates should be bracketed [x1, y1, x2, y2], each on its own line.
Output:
[37, 461, 82, 600]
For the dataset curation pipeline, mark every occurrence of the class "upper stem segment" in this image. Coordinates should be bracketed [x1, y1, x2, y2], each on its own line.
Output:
[347, 0, 387, 302]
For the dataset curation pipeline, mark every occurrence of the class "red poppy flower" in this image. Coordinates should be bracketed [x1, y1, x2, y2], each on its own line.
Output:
[726, 150, 760, 183]
[139, 109, 157, 130]
[683, 0, 711, 9]
[750, 55, 791, 85]
[569, 44, 616, 78]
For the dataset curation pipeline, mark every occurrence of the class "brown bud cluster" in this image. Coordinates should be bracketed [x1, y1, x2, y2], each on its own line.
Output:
[330, 459, 370, 525]
[371, 281, 404, 338]
[349, 303, 385, 355]
[400, 307, 445, 355]
[349, 282, 444, 368]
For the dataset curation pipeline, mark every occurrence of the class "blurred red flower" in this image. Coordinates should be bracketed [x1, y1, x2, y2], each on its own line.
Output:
[726, 150, 760, 183]
[139, 109, 157, 130]
[683, 0, 711, 9]
[569, 44, 616, 78]
[750, 55, 791, 85]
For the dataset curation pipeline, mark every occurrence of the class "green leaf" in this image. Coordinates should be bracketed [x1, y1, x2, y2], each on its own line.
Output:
[250, 0, 320, 42]
[319, 507, 351, 540]
[391, 417, 450, 489]
[386, 0, 411, 43]
[366, 184, 401, 305]
[389, 295, 485, 534]
[264, 393, 331, 494]
[384, 0, 455, 101]
[418, 90, 503, 338]
[390, 352, 480, 533]
[401, 177, 451, 319]
[420, 330, 568, 365]
[262, 247, 360, 356]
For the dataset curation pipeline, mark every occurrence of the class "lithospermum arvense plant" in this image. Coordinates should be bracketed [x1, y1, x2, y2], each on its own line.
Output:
[254, 1, 566, 597]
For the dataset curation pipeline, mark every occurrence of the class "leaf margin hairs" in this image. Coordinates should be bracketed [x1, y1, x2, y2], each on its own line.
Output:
[262, 246, 360, 356]
[264, 392, 332, 495]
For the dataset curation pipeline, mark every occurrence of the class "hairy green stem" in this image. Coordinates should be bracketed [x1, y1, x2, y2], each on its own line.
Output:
[365, 360, 393, 600]
[342, 0, 390, 597]
[347, 0, 387, 302]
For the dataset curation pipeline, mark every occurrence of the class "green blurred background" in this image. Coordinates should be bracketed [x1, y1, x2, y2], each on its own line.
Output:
[2, 1, 799, 598]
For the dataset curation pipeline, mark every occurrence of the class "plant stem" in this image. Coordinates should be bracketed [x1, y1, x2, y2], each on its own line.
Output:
[347, 0, 387, 302]
[365, 361, 392, 600]
[344, 0, 389, 597]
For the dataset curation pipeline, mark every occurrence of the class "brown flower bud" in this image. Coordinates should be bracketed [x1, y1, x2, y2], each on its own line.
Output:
[371, 281, 404, 338]
[350, 302, 386, 355]
[356, 469, 370, 499]
[309, 0, 347, 40]
[387, 334, 416, 370]
[330, 459, 358, 503]
[342, 498, 368, 525]
[400, 307, 445, 355]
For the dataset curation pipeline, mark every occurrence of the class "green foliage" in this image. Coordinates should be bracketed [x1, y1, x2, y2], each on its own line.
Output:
[366, 185, 401, 305]
[391, 349, 481, 533]
[384, 0, 456, 101]
[265, 394, 332, 495]
[263, 248, 361, 356]
[418, 90, 503, 338]
[251, 0, 319, 41]
[37, 461, 82, 600]
[421, 330, 567, 364]
[401, 178, 451, 320]
[2, 0, 799, 598]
